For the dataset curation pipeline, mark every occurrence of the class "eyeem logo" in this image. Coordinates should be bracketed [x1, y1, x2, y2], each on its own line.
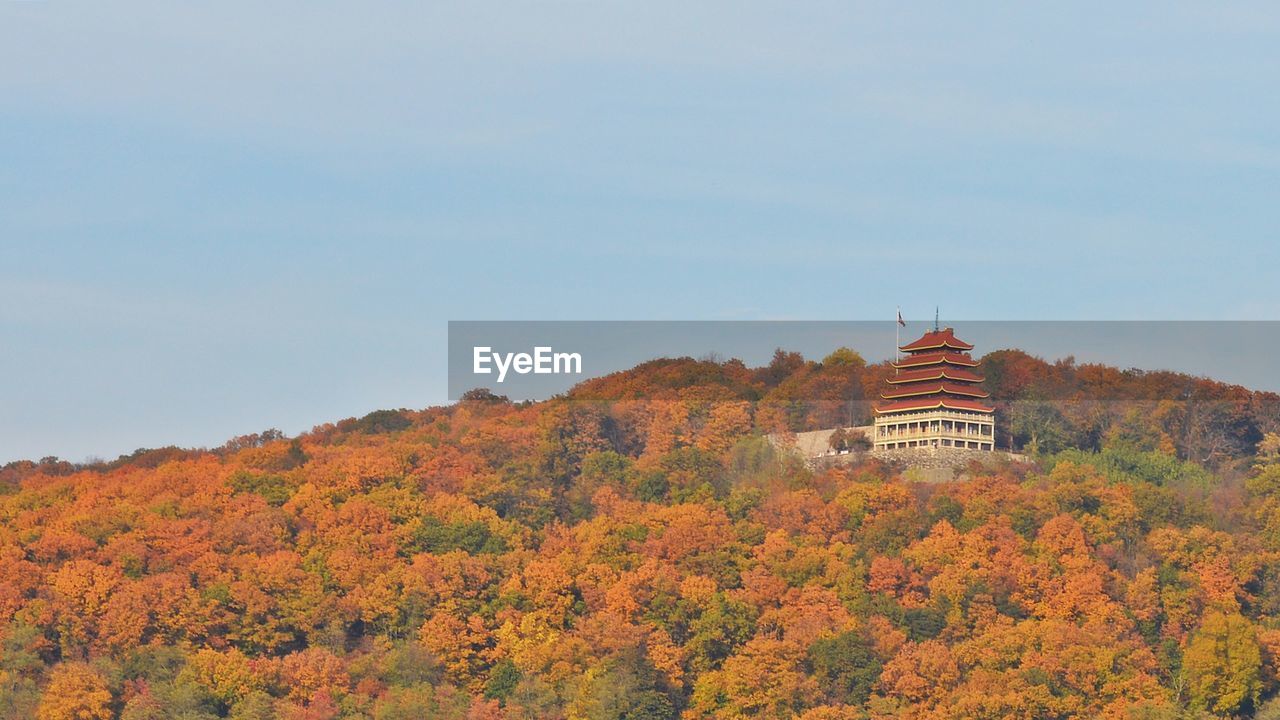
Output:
[473, 346, 583, 383]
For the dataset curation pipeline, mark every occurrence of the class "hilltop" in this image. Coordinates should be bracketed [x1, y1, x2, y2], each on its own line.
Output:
[3, 348, 1280, 719]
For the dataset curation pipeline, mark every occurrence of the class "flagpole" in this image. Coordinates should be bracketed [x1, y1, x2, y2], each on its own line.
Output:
[895, 306, 900, 374]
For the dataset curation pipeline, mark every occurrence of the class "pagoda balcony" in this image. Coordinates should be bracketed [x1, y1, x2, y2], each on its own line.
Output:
[873, 409, 993, 425]
[875, 428, 992, 441]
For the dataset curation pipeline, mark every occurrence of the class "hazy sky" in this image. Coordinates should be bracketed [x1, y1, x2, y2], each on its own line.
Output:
[2, 3, 1278, 463]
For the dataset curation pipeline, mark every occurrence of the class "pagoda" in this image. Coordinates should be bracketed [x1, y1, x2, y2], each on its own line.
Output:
[873, 326, 995, 451]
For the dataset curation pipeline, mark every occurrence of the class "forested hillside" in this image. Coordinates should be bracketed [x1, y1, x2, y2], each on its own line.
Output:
[3, 349, 1280, 719]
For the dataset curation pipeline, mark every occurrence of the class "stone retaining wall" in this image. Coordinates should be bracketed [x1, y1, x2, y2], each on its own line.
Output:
[868, 445, 1007, 469]
[806, 445, 1029, 480]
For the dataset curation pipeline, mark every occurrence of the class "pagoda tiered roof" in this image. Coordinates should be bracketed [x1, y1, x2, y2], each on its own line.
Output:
[877, 397, 996, 414]
[881, 382, 990, 400]
[898, 327, 974, 352]
[876, 327, 994, 417]
[886, 367, 984, 384]
[891, 351, 979, 369]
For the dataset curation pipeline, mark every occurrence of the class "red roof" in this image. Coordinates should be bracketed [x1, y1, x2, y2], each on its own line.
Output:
[881, 382, 990, 400]
[900, 327, 973, 352]
[887, 367, 984, 384]
[892, 351, 978, 369]
[875, 397, 996, 414]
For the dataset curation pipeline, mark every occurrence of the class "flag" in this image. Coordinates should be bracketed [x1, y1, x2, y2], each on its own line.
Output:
[897, 310, 906, 327]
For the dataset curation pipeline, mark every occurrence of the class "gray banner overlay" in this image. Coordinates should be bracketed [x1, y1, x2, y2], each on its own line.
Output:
[447, 321, 1279, 401]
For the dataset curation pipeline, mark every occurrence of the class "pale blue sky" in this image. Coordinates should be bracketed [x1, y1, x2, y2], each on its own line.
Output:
[2, 2, 1278, 462]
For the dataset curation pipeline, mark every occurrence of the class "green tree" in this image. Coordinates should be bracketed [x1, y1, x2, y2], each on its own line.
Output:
[1183, 611, 1261, 716]
[0, 623, 43, 720]
[655, 447, 728, 501]
[686, 595, 757, 673]
[573, 648, 677, 720]
[355, 409, 413, 434]
[227, 691, 277, 720]
[806, 629, 882, 706]
[407, 517, 506, 555]
[821, 347, 866, 368]
[483, 659, 521, 702]
[1009, 401, 1073, 455]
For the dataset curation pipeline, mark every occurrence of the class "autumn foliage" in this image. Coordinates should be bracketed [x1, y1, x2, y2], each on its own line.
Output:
[2, 349, 1280, 719]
